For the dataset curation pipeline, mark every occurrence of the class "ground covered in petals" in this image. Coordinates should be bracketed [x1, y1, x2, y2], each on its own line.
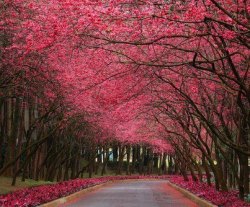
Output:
[170, 176, 250, 207]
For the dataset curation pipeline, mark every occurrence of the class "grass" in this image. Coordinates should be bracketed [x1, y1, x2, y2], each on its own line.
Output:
[0, 169, 116, 195]
[0, 168, 135, 195]
[0, 176, 54, 195]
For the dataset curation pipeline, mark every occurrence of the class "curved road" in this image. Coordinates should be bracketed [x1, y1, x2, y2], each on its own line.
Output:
[63, 180, 198, 207]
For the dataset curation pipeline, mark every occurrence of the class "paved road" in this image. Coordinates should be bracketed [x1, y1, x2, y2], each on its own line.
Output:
[63, 180, 198, 207]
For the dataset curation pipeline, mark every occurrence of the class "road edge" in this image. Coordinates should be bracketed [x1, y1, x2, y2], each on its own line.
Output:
[40, 182, 107, 207]
[167, 181, 217, 207]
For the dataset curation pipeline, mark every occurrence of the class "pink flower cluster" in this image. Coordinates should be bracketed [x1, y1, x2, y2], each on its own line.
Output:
[0, 175, 169, 207]
[169, 176, 250, 207]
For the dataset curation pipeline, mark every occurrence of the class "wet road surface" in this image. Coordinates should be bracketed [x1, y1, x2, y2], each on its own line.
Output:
[63, 180, 198, 207]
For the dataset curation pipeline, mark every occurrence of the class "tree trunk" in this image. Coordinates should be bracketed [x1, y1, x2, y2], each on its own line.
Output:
[202, 155, 211, 186]
[126, 145, 131, 175]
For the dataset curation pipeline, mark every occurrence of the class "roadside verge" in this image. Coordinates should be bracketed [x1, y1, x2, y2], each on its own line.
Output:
[40, 182, 108, 207]
[167, 182, 217, 207]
